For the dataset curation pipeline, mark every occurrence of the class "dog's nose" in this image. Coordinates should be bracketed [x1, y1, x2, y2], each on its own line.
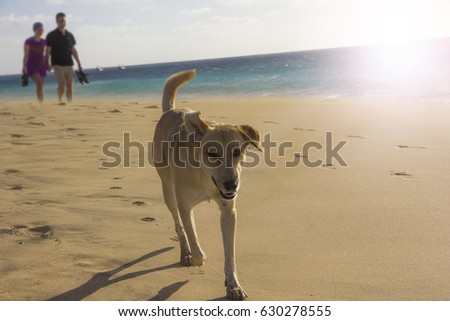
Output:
[223, 180, 238, 192]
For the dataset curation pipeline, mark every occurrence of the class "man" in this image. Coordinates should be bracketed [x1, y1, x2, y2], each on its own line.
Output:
[45, 12, 82, 104]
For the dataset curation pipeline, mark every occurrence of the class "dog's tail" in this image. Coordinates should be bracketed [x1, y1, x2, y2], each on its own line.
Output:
[162, 69, 196, 113]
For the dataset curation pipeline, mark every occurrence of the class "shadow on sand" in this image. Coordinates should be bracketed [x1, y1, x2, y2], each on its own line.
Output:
[148, 280, 189, 301]
[49, 247, 187, 301]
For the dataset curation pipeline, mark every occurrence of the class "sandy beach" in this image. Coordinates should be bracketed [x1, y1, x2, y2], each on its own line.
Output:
[1, 97, 449, 300]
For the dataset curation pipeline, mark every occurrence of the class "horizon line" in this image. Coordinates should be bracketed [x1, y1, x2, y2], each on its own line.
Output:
[1, 35, 448, 77]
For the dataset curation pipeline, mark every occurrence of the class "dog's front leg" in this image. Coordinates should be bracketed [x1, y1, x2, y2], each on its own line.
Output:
[219, 200, 248, 300]
[178, 205, 206, 266]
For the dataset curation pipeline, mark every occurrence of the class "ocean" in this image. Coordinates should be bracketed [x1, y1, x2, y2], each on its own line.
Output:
[1, 37, 450, 102]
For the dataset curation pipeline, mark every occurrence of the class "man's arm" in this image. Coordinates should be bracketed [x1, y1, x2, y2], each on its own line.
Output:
[72, 46, 82, 71]
[45, 46, 52, 72]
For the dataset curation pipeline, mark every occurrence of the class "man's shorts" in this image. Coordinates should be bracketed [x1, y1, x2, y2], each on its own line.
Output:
[53, 65, 74, 85]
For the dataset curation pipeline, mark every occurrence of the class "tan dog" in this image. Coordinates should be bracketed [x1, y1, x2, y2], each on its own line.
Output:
[153, 70, 260, 300]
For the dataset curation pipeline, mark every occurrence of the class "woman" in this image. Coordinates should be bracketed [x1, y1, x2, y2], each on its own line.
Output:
[22, 22, 47, 103]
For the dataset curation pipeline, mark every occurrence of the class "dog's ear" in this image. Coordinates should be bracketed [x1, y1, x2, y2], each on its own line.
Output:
[184, 111, 210, 138]
[238, 124, 262, 151]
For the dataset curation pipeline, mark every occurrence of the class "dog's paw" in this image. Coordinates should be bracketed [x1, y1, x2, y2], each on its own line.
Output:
[192, 253, 206, 266]
[226, 286, 248, 301]
[180, 254, 194, 267]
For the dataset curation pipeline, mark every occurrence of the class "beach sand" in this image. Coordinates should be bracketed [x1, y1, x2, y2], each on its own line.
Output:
[1, 97, 449, 300]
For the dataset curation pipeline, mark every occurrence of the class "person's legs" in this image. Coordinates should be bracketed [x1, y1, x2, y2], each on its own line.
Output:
[30, 74, 44, 103]
[64, 67, 74, 104]
[57, 84, 65, 103]
[66, 81, 73, 104]
[40, 76, 46, 102]
[53, 66, 66, 104]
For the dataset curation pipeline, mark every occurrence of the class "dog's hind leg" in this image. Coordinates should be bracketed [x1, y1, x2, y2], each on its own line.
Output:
[161, 181, 193, 266]
[178, 204, 206, 266]
[218, 200, 248, 300]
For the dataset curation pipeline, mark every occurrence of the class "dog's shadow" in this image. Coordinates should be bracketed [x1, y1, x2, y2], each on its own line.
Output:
[148, 280, 189, 301]
[49, 247, 188, 301]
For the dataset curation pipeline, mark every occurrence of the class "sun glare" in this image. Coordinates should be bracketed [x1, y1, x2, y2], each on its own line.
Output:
[346, 0, 441, 84]
[366, 42, 430, 84]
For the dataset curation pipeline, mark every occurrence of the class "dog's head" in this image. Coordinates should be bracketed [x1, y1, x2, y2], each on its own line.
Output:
[184, 111, 261, 201]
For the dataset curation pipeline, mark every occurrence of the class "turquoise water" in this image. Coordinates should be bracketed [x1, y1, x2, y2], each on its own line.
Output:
[1, 38, 450, 102]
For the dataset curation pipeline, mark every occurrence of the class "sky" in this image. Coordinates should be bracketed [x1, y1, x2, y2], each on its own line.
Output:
[1, 0, 450, 75]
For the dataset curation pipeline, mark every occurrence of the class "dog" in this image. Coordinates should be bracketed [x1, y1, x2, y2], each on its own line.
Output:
[153, 70, 260, 300]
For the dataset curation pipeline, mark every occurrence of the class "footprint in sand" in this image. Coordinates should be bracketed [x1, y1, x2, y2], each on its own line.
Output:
[110, 186, 122, 190]
[10, 184, 24, 191]
[11, 134, 25, 138]
[191, 270, 205, 275]
[108, 108, 122, 113]
[10, 142, 33, 146]
[263, 120, 279, 124]
[294, 127, 315, 131]
[141, 217, 156, 222]
[396, 145, 425, 149]
[391, 171, 412, 178]
[28, 121, 45, 126]
[133, 201, 146, 206]
[294, 153, 308, 159]
[144, 105, 159, 109]
[112, 177, 124, 180]
[0, 228, 12, 235]
[11, 224, 54, 239]
[5, 169, 20, 175]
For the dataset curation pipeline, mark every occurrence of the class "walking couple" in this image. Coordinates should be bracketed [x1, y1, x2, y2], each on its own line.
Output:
[22, 12, 82, 104]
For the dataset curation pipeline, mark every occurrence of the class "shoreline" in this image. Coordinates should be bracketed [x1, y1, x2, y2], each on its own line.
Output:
[2, 94, 450, 106]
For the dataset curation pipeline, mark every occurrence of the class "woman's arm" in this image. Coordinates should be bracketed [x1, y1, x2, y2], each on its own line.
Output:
[23, 43, 29, 74]
[45, 46, 52, 72]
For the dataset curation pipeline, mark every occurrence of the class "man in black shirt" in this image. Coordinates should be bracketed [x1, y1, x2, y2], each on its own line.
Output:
[45, 12, 83, 104]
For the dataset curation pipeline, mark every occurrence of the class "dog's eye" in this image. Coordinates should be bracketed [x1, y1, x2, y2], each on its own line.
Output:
[207, 152, 220, 158]
[233, 149, 241, 157]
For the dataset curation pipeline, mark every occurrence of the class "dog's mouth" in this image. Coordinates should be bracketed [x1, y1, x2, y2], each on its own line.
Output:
[211, 177, 237, 200]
